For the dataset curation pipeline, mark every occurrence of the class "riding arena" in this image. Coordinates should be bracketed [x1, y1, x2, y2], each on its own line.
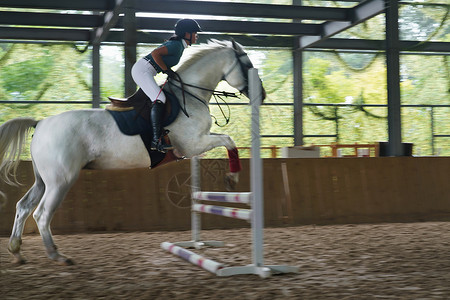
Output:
[1, 68, 449, 298]
[1, 0, 450, 298]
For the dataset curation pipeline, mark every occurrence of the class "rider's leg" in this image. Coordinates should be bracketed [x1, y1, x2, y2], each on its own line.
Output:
[132, 58, 172, 152]
[131, 58, 166, 102]
[150, 100, 173, 152]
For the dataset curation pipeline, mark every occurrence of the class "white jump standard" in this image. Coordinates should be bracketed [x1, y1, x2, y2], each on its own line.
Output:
[161, 68, 298, 278]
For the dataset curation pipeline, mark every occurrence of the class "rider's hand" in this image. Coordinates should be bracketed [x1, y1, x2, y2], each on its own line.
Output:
[163, 68, 177, 79]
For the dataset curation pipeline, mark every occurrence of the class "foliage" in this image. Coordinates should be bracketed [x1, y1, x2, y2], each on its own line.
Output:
[0, 0, 448, 158]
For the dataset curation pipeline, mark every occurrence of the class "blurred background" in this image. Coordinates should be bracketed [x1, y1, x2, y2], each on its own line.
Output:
[0, 0, 448, 158]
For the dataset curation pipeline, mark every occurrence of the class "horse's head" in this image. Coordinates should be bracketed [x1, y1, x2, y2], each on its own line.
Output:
[175, 39, 266, 102]
[222, 39, 266, 102]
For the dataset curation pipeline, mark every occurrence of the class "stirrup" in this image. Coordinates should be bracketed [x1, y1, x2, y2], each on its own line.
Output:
[151, 141, 172, 153]
[158, 141, 174, 152]
[150, 141, 160, 151]
[160, 130, 173, 151]
[161, 144, 174, 151]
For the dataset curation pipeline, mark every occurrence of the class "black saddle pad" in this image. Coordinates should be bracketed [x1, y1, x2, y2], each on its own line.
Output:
[107, 91, 180, 135]
[108, 109, 151, 136]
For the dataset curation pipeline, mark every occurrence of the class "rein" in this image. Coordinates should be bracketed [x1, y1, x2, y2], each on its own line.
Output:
[166, 49, 251, 127]
[167, 76, 241, 127]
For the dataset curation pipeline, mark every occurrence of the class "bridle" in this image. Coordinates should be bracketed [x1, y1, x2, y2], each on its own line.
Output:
[167, 49, 253, 126]
[222, 51, 253, 95]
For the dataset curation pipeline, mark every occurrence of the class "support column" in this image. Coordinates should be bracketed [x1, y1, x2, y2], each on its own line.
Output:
[92, 43, 101, 108]
[293, 46, 303, 146]
[124, 1, 136, 97]
[293, 0, 303, 146]
[385, 0, 402, 156]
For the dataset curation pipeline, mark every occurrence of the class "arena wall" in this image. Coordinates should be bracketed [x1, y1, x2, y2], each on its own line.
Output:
[0, 157, 449, 235]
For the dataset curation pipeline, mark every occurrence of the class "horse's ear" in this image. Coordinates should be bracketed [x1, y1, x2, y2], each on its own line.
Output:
[231, 38, 245, 54]
[231, 38, 238, 50]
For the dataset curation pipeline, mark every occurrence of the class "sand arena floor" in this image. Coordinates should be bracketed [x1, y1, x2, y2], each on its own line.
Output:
[1, 222, 449, 299]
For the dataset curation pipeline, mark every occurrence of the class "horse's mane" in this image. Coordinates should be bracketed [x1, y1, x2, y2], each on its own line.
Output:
[176, 40, 237, 73]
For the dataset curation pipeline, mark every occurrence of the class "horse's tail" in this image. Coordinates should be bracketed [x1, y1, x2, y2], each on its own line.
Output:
[0, 118, 38, 185]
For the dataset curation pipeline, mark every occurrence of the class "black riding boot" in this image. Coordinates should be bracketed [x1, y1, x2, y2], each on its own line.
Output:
[150, 100, 173, 152]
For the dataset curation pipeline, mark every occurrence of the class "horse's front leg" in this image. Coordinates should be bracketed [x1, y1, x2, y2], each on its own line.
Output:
[223, 145, 241, 190]
[184, 133, 241, 190]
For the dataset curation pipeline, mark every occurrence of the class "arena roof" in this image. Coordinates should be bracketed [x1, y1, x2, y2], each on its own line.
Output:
[0, 0, 387, 49]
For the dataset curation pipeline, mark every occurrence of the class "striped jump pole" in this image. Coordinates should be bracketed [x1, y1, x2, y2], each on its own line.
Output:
[192, 191, 252, 204]
[192, 204, 252, 221]
[161, 242, 223, 274]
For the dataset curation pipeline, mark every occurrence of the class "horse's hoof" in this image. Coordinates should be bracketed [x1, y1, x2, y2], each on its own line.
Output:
[8, 246, 27, 265]
[12, 257, 27, 265]
[49, 251, 75, 266]
[224, 173, 237, 191]
[57, 257, 75, 266]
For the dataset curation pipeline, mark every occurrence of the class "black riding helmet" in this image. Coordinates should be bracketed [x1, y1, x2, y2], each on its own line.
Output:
[174, 19, 202, 37]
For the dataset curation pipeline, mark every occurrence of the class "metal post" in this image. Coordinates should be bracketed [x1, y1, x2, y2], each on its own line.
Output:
[249, 68, 264, 268]
[293, 0, 303, 146]
[124, 1, 136, 97]
[190, 156, 201, 243]
[92, 42, 101, 108]
[431, 107, 435, 155]
[293, 47, 304, 146]
[335, 107, 339, 142]
[385, 0, 402, 156]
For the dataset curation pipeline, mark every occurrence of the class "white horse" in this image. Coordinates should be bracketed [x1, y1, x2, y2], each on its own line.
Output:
[0, 40, 263, 265]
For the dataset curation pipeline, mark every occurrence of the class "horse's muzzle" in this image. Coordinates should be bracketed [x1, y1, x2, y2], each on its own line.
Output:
[261, 87, 266, 103]
[243, 81, 265, 102]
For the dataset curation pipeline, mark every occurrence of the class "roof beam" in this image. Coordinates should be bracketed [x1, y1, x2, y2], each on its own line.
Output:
[0, 27, 90, 41]
[309, 38, 450, 53]
[135, 0, 349, 21]
[105, 31, 295, 48]
[1, 28, 447, 53]
[0, 0, 112, 11]
[128, 18, 322, 36]
[93, 0, 125, 44]
[310, 38, 384, 50]
[0, 11, 325, 36]
[0, 11, 102, 28]
[299, 0, 385, 49]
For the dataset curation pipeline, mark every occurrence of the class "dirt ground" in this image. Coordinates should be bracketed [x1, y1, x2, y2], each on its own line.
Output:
[1, 222, 449, 299]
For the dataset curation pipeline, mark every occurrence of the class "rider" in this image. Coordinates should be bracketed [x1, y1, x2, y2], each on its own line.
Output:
[131, 18, 201, 152]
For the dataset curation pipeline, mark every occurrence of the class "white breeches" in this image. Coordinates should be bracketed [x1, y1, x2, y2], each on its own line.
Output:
[131, 58, 166, 103]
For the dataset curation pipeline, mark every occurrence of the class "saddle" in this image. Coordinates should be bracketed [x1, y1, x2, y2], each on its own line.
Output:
[108, 88, 150, 121]
[107, 88, 177, 124]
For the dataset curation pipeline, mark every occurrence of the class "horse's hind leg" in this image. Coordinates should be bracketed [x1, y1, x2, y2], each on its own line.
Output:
[8, 172, 45, 264]
[32, 177, 77, 265]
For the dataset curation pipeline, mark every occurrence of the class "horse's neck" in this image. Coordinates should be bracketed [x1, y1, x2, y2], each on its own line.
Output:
[178, 48, 232, 102]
